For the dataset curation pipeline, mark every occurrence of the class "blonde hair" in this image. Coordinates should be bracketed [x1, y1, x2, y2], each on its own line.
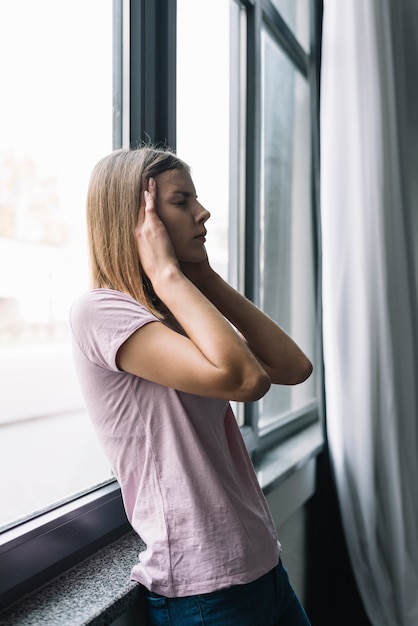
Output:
[86, 146, 189, 317]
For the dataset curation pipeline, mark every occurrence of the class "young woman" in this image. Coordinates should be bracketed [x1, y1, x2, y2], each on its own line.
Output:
[70, 146, 313, 625]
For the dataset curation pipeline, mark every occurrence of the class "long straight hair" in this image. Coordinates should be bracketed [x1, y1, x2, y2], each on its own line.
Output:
[86, 147, 189, 317]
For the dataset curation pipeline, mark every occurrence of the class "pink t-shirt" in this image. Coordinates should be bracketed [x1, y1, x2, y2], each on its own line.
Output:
[70, 289, 280, 597]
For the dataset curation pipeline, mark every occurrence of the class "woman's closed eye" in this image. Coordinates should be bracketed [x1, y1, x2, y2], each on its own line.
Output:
[169, 191, 197, 207]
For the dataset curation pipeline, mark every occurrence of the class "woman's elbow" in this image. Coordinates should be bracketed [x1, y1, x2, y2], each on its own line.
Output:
[268, 356, 313, 386]
[236, 369, 271, 402]
[288, 357, 313, 385]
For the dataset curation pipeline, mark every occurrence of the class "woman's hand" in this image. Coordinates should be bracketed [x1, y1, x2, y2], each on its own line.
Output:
[134, 178, 179, 283]
[179, 256, 215, 288]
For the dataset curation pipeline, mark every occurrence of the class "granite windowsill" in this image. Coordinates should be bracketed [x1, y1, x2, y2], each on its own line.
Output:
[0, 532, 145, 626]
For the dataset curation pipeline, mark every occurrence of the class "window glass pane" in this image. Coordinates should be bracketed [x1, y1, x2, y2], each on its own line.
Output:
[270, 0, 310, 51]
[177, 0, 236, 283]
[177, 0, 245, 424]
[258, 27, 316, 430]
[0, 0, 113, 529]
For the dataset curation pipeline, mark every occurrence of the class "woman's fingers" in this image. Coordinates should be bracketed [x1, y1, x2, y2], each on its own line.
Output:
[143, 177, 156, 215]
[135, 177, 179, 280]
[137, 178, 152, 223]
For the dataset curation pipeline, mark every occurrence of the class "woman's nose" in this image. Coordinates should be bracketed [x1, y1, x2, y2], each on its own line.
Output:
[195, 202, 210, 223]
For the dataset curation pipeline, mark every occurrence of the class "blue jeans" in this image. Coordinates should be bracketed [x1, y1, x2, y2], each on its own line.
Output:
[145, 560, 311, 625]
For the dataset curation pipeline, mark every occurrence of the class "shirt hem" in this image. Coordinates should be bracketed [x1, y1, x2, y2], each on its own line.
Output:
[131, 552, 281, 598]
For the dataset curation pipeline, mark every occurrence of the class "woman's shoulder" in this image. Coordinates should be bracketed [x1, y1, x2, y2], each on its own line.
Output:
[70, 288, 157, 325]
[74, 287, 136, 306]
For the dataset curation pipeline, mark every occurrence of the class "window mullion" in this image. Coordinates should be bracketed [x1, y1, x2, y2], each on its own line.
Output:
[244, 0, 262, 438]
[129, 0, 176, 148]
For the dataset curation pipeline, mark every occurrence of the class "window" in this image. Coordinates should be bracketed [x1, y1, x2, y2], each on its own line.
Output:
[258, 22, 317, 433]
[0, 0, 113, 531]
[0, 0, 322, 608]
[176, 0, 320, 443]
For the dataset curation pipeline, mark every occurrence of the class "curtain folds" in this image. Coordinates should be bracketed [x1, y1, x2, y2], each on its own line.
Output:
[321, 2, 418, 625]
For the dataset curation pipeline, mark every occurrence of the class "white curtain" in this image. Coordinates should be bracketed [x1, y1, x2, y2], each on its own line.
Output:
[321, 1, 418, 625]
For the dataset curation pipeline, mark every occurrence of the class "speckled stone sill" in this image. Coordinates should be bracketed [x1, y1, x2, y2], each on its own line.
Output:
[0, 422, 323, 626]
[0, 532, 145, 626]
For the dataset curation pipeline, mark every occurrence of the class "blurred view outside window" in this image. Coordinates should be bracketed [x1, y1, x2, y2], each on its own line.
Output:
[0, 1, 113, 529]
[258, 26, 317, 431]
[177, 0, 240, 284]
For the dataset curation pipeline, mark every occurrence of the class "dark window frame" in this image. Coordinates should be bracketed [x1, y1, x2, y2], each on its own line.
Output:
[0, 481, 129, 607]
[0, 0, 323, 609]
[244, 0, 323, 449]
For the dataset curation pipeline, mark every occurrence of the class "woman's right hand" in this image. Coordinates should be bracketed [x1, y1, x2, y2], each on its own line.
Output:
[134, 178, 179, 283]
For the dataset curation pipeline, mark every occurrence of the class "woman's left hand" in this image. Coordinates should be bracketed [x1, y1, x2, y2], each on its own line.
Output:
[180, 256, 215, 288]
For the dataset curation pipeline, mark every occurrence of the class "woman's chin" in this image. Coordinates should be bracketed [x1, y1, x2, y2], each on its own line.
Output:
[178, 248, 207, 264]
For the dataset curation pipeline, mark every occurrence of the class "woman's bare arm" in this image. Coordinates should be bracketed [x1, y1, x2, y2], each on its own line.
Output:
[116, 179, 271, 401]
[180, 260, 313, 385]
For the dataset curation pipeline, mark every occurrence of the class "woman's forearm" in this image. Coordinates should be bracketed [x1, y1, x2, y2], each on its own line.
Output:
[135, 180, 270, 401]
[193, 269, 313, 385]
[151, 266, 271, 399]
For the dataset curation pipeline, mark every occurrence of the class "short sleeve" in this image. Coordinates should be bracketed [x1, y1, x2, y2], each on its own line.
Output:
[70, 289, 159, 371]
